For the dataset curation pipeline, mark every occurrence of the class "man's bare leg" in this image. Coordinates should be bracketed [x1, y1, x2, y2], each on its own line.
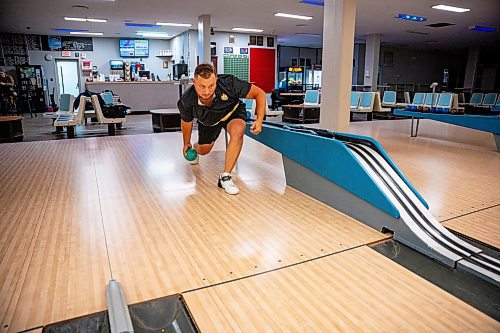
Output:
[224, 118, 246, 173]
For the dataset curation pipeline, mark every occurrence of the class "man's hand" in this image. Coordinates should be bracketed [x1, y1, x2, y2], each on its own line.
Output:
[250, 120, 263, 135]
[183, 143, 192, 157]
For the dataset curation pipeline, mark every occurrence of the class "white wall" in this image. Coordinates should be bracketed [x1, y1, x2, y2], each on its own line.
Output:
[185, 30, 276, 78]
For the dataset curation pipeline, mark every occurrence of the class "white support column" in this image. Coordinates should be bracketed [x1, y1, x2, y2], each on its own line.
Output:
[363, 33, 380, 91]
[319, 0, 356, 132]
[197, 15, 211, 65]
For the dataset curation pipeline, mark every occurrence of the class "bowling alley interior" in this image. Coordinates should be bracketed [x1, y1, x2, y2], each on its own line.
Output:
[0, 0, 499, 332]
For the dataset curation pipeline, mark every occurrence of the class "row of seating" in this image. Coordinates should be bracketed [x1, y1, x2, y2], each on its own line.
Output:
[350, 92, 390, 120]
[403, 92, 459, 112]
[462, 92, 500, 107]
[53, 93, 126, 138]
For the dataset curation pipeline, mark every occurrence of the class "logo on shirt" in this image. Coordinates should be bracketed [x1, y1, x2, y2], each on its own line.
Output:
[221, 93, 228, 101]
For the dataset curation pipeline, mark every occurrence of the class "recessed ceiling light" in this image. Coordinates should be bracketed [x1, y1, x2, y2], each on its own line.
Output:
[275, 13, 313, 20]
[431, 5, 470, 13]
[86, 18, 107, 23]
[70, 31, 103, 35]
[64, 17, 87, 22]
[155, 22, 192, 27]
[137, 31, 171, 38]
[64, 17, 107, 22]
[232, 27, 264, 32]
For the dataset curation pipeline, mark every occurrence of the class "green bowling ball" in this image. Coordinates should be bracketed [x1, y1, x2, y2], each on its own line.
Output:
[185, 148, 198, 161]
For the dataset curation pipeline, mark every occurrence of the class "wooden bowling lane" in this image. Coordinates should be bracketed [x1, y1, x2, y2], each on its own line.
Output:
[0, 120, 498, 331]
[2, 200, 110, 333]
[183, 246, 500, 333]
[0, 207, 44, 332]
[149, 182, 389, 286]
[442, 205, 500, 249]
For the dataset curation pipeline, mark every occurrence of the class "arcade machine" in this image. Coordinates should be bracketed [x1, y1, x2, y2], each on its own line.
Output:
[285, 66, 304, 92]
[305, 66, 322, 90]
[16, 65, 48, 113]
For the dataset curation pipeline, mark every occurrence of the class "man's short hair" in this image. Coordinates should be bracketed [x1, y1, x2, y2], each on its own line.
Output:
[194, 64, 215, 79]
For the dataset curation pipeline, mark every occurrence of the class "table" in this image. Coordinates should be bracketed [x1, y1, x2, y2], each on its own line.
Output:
[0, 116, 23, 142]
[282, 104, 320, 124]
[151, 108, 181, 132]
[280, 92, 305, 106]
[393, 109, 500, 151]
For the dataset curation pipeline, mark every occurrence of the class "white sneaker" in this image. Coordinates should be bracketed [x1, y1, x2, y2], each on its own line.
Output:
[218, 172, 239, 195]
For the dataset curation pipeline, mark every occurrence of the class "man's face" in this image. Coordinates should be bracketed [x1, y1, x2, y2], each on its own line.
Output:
[0, 72, 5, 78]
[193, 74, 217, 102]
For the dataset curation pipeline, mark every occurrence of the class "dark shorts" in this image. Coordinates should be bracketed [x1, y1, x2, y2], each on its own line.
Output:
[197, 110, 247, 145]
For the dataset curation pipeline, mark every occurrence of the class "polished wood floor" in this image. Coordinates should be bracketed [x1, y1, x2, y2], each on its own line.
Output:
[185, 246, 499, 332]
[0, 118, 498, 332]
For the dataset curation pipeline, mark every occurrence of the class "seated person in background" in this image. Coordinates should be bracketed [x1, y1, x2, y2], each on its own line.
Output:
[0, 68, 15, 87]
[0, 69, 17, 111]
[270, 89, 281, 110]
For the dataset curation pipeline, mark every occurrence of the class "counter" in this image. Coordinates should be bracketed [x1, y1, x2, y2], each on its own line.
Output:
[85, 81, 192, 112]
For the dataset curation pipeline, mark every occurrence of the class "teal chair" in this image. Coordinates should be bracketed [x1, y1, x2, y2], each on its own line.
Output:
[423, 93, 438, 107]
[437, 93, 452, 107]
[358, 92, 375, 110]
[382, 91, 397, 105]
[412, 93, 426, 106]
[59, 94, 75, 112]
[304, 90, 320, 105]
[101, 91, 114, 105]
[241, 98, 256, 117]
[469, 93, 483, 105]
[350, 91, 361, 109]
[482, 93, 497, 106]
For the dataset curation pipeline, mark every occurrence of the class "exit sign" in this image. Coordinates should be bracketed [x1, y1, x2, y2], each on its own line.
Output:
[61, 51, 71, 57]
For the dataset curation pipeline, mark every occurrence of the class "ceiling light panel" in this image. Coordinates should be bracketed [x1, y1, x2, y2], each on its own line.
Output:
[275, 13, 313, 20]
[431, 5, 470, 13]
[70, 32, 103, 35]
[64, 17, 107, 22]
[232, 27, 264, 32]
[155, 22, 192, 27]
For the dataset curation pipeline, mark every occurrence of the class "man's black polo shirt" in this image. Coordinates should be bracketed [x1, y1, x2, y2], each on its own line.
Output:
[177, 74, 251, 126]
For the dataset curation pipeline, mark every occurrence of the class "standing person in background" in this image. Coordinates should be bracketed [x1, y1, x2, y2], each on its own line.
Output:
[177, 63, 266, 195]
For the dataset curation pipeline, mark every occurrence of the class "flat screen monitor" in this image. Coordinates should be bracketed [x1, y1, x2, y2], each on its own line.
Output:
[119, 39, 149, 57]
[138, 70, 150, 78]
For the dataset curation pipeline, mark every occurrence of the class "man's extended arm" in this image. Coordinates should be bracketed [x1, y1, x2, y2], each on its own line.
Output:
[246, 84, 266, 135]
[181, 120, 193, 156]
